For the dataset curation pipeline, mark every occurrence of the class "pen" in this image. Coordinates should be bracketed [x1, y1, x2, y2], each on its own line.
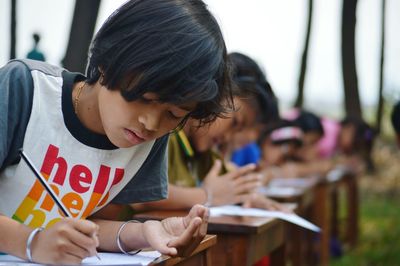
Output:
[19, 150, 101, 261]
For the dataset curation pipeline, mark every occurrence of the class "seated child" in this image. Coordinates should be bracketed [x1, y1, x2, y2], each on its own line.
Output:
[392, 101, 400, 147]
[132, 52, 287, 212]
[0, 0, 232, 263]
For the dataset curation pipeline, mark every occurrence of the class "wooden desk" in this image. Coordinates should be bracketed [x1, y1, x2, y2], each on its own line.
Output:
[330, 171, 358, 249]
[150, 234, 216, 266]
[135, 210, 286, 266]
[262, 177, 317, 266]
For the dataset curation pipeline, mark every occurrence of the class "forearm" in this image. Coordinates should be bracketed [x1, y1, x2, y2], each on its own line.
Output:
[91, 219, 149, 252]
[0, 214, 32, 260]
[133, 184, 207, 211]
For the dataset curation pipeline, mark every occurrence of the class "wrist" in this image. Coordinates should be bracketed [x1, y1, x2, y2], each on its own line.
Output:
[116, 220, 143, 255]
[200, 187, 213, 207]
[26, 227, 44, 262]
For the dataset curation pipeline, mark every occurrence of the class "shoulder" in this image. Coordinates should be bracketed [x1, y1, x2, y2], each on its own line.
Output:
[5, 59, 65, 78]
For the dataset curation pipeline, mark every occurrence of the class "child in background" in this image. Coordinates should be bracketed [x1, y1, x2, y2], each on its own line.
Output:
[256, 120, 307, 181]
[228, 54, 278, 167]
[392, 101, 400, 147]
[132, 52, 286, 211]
[258, 120, 303, 168]
[337, 117, 375, 172]
[0, 0, 232, 264]
[293, 110, 325, 162]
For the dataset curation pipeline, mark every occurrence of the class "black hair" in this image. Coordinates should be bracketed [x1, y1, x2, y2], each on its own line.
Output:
[294, 110, 324, 137]
[228, 52, 279, 125]
[341, 116, 376, 171]
[391, 101, 400, 134]
[258, 119, 302, 147]
[86, 0, 232, 125]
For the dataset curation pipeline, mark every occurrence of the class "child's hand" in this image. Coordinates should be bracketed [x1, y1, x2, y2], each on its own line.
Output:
[242, 193, 292, 213]
[142, 204, 208, 257]
[30, 218, 99, 265]
[202, 160, 262, 206]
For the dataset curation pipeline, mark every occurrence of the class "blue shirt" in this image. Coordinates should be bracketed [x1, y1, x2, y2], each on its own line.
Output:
[231, 142, 261, 166]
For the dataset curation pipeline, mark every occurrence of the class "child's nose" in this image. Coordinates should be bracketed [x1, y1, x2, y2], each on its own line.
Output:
[138, 111, 161, 132]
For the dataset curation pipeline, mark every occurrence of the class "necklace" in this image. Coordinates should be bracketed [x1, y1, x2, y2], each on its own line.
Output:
[74, 82, 85, 115]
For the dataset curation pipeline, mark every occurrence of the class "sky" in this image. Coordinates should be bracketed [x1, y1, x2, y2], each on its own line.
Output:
[1, 0, 399, 117]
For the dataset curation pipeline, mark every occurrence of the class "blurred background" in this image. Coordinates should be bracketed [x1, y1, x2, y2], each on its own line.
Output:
[1, 0, 399, 264]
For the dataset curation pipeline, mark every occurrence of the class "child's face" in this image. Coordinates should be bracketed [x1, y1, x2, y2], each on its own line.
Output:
[296, 132, 322, 161]
[338, 125, 355, 153]
[98, 89, 194, 148]
[261, 139, 298, 166]
[230, 126, 260, 150]
[190, 97, 256, 152]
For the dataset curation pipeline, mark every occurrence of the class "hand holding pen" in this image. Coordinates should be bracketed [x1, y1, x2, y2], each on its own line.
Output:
[19, 150, 101, 265]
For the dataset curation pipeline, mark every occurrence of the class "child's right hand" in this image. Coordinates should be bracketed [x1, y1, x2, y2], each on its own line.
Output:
[202, 160, 262, 206]
[30, 218, 99, 265]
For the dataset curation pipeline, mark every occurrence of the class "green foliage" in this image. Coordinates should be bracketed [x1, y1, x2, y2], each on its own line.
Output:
[331, 143, 400, 266]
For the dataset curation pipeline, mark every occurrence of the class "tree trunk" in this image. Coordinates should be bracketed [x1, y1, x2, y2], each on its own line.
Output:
[62, 0, 101, 73]
[295, 0, 313, 108]
[10, 0, 17, 60]
[341, 0, 362, 118]
[375, 0, 386, 133]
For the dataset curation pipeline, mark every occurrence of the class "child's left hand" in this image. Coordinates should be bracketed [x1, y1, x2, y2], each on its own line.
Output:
[142, 204, 209, 257]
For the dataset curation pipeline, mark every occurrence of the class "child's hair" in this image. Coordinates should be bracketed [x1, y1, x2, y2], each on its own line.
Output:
[391, 101, 400, 134]
[341, 116, 376, 171]
[258, 119, 303, 147]
[86, 0, 232, 125]
[228, 52, 279, 124]
[294, 110, 324, 137]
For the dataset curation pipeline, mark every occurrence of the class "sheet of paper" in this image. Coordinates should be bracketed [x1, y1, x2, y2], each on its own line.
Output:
[257, 186, 301, 197]
[268, 177, 318, 188]
[0, 250, 161, 265]
[210, 205, 321, 232]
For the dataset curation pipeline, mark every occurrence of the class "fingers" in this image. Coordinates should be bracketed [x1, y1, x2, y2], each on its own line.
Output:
[205, 160, 222, 180]
[33, 220, 97, 265]
[71, 218, 99, 237]
[233, 174, 262, 194]
[167, 217, 203, 257]
[67, 225, 99, 258]
[224, 163, 256, 180]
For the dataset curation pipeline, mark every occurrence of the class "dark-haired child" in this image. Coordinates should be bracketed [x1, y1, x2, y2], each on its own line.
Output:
[392, 101, 400, 147]
[0, 0, 231, 264]
[132, 52, 285, 211]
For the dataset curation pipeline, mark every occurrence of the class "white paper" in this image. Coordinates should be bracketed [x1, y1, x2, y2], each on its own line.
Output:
[210, 205, 320, 232]
[0, 250, 161, 266]
[257, 186, 301, 197]
[268, 177, 318, 188]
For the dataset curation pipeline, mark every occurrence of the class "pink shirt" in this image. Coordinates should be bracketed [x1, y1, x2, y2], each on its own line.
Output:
[317, 118, 341, 158]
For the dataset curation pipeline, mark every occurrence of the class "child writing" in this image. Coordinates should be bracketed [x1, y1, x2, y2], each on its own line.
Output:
[0, 0, 232, 264]
[132, 52, 286, 211]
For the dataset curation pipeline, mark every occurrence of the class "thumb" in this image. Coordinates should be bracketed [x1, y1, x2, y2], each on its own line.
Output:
[205, 160, 222, 181]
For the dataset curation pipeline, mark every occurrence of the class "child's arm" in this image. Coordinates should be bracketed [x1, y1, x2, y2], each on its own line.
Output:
[0, 213, 99, 265]
[133, 184, 209, 211]
[92, 204, 208, 257]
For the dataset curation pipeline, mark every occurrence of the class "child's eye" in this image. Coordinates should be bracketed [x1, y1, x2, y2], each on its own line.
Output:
[168, 111, 182, 120]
